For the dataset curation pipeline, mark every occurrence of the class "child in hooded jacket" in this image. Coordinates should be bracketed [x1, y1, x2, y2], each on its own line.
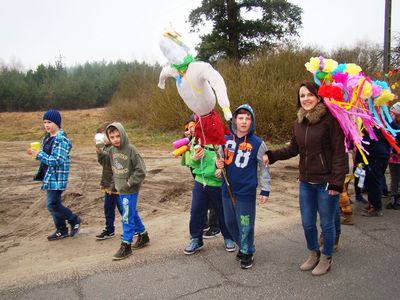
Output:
[105, 122, 149, 260]
[181, 116, 222, 238]
[183, 140, 235, 255]
[94, 122, 123, 240]
[216, 104, 270, 269]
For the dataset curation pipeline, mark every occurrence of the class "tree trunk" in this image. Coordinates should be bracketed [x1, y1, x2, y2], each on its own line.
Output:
[226, 0, 240, 62]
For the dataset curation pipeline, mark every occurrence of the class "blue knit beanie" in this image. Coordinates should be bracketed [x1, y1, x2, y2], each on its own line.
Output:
[43, 109, 62, 128]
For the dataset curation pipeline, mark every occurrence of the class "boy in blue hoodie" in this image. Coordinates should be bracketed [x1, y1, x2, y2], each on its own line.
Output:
[106, 122, 149, 260]
[216, 104, 270, 269]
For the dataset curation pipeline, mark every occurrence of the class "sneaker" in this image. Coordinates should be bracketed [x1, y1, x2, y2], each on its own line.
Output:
[236, 250, 245, 261]
[203, 226, 210, 232]
[361, 208, 383, 217]
[240, 253, 254, 269]
[385, 202, 396, 209]
[184, 239, 204, 255]
[47, 230, 69, 241]
[202, 228, 221, 239]
[385, 197, 399, 210]
[132, 232, 150, 250]
[96, 229, 115, 240]
[70, 216, 82, 237]
[356, 194, 368, 204]
[112, 242, 132, 260]
[224, 239, 236, 252]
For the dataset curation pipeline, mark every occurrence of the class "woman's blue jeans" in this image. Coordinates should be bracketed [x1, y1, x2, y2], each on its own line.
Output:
[299, 181, 339, 256]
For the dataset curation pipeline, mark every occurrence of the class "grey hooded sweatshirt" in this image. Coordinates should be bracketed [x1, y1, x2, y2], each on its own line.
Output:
[106, 122, 146, 194]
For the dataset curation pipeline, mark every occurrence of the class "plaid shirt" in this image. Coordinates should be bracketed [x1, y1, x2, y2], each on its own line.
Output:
[36, 128, 72, 190]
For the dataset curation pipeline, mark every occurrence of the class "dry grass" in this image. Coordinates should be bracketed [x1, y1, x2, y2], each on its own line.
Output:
[108, 46, 322, 143]
[107, 44, 392, 143]
[0, 108, 178, 148]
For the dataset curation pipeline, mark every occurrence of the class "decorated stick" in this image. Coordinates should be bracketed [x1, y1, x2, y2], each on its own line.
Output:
[212, 145, 236, 205]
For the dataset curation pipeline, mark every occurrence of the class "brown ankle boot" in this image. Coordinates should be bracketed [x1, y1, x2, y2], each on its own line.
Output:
[312, 254, 332, 276]
[300, 251, 320, 271]
[341, 214, 354, 225]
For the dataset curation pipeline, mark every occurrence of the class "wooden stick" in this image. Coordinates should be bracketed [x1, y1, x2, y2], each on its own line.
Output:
[213, 145, 236, 205]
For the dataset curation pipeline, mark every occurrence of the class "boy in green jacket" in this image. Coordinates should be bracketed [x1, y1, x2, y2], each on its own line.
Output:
[184, 144, 235, 255]
[106, 122, 149, 260]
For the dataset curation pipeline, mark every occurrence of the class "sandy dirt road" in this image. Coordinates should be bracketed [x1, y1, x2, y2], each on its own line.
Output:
[0, 141, 300, 289]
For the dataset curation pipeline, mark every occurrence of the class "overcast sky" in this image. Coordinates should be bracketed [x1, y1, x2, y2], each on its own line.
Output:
[0, 0, 399, 70]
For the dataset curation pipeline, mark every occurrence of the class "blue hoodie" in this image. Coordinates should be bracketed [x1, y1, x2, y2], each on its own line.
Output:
[221, 104, 271, 198]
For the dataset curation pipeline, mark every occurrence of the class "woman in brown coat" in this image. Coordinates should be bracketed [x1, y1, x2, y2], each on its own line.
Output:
[265, 81, 347, 276]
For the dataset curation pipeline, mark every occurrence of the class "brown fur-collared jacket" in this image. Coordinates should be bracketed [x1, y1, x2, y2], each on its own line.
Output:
[267, 102, 347, 192]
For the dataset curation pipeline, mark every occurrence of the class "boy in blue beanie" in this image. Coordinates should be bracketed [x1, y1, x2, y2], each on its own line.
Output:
[27, 109, 81, 241]
[216, 104, 270, 269]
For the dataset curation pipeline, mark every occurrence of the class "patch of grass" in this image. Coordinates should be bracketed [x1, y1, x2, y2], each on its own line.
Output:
[0, 108, 182, 148]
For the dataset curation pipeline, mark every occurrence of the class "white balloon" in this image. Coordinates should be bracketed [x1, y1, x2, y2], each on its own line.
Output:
[95, 133, 106, 148]
[158, 61, 232, 120]
[159, 36, 189, 65]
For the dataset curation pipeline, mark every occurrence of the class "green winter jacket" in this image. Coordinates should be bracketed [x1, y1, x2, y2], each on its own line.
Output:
[188, 145, 222, 187]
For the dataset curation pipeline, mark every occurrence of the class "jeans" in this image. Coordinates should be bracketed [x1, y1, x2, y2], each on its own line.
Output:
[104, 192, 122, 234]
[389, 163, 400, 196]
[299, 181, 339, 256]
[190, 181, 232, 242]
[222, 192, 256, 254]
[205, 206, 220, 231]
[335, 206, 341, 236]
[46, 190, 78, 234]
[119, 193, 145, 244]
[365, 158, 388, 210]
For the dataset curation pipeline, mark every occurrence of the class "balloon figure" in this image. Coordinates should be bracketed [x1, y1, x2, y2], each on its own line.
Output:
[158, 29, 232, 145]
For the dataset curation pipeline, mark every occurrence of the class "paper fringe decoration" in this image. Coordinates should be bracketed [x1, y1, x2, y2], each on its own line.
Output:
[305, 56, 399, 164]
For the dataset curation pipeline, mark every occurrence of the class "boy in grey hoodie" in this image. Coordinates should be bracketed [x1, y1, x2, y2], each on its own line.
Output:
[106, 122, 149, 260]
